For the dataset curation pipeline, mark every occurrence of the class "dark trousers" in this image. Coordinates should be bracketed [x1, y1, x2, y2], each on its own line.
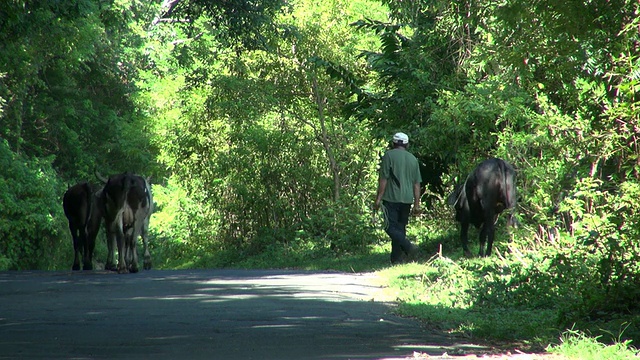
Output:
[383, 201, 414, 264]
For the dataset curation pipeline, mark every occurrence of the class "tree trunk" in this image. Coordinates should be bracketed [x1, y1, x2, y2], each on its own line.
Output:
[312, 77, 340, 202]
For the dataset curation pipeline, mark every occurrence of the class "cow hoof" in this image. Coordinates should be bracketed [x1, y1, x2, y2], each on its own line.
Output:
[128, 262, 139, 273]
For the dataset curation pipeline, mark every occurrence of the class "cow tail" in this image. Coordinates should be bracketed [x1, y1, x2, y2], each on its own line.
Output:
[82, 183, 93, 238]
[453, 175, 470, 209]
[145, 179, 152, 208]
[503, 163, 516, 209]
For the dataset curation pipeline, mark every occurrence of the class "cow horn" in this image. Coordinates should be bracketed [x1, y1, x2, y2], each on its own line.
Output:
[94, 169, 108, 184]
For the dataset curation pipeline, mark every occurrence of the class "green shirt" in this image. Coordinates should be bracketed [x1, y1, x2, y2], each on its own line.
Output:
[379, 148, 422, 204]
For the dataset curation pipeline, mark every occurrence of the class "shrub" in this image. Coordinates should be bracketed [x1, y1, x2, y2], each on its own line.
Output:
[0, 139, 68, 269]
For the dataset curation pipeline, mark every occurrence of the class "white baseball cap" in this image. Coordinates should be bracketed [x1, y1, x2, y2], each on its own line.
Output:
[393, 132, 409, 144]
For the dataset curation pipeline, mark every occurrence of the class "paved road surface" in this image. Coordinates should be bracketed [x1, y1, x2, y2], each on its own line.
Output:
[0, 269, 487, 359]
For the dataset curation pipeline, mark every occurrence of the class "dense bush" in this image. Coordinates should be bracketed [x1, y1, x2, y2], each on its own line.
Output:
[0, 139, 68, 270]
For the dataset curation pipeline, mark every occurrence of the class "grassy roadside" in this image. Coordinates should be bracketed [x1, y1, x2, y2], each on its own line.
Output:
[379, 252, 639, 359]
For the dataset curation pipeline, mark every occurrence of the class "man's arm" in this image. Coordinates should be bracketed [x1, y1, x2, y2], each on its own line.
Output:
[374, 177, 387, 210]
[412, 182, 421, 214]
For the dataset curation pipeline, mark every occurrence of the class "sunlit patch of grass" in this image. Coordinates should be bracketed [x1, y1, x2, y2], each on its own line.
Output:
[547, 329, 639, 360]
[234, 243, 392, 272]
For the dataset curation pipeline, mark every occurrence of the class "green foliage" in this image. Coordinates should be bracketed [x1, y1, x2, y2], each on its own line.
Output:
[0, 139, 67, 270]
[0, 0, 162, 270]
[381, 254, 561, 343]
[162, 0, 287, 52]
[297, 201, 381, 255]
[0, 0, 158, 180]
[148, 179, 219, 268]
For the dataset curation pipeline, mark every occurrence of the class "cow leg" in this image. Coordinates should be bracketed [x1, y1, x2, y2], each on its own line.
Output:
[114, 219, 129, 274]
[83, 228, 97, 271]
[77, 223, 91, 270]
[460, 221, 473, 258]
[129, 227, 140, 273]
[123, 228, 132, 267]
[116, 234, 128, 274]
[142, 226, 151, 270]
[123, 228, 139, 273]
[479, 212, 496, 257]
[485, 225, 496, 257]
[105, 230, 117, 271]
[129, 243, 139, 273]
[69, 224, 82, 271]
[480, 221, 496, 257]
[478, 224, 487, 257]
[82, 253, 93, 270]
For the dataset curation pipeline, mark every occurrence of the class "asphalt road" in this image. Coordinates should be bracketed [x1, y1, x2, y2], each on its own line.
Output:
[0, 269, 487, 359]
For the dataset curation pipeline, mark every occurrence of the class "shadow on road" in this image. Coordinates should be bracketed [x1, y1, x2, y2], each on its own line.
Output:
[0, 269, 487, 359]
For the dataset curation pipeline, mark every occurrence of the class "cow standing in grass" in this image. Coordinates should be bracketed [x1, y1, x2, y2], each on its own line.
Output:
[63, 182, 103, 270]
[98, 172, 153, 273]
[449, 158, 517, 257]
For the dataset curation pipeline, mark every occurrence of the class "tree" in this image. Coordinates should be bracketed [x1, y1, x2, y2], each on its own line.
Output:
[0, 0, 158, 181]
[144, 0, 387, 255]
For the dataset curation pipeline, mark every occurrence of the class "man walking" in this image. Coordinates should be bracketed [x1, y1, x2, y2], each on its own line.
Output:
[374, 132, 422, 264]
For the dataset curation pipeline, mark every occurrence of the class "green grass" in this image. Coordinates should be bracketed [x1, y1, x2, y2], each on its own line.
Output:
[376, 256, 560, 351]
[548, 329, 639, 359]
[157, 242, 393, 272]
[374, 249, 640, 357]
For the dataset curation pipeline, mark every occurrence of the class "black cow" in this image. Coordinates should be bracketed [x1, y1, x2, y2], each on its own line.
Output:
[448, 158, 517, 257]
[63, 183, 103, 270]
[98, 172, 153, 273]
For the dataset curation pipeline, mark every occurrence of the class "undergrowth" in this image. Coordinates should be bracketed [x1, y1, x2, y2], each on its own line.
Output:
[378, 238, 640, 356]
